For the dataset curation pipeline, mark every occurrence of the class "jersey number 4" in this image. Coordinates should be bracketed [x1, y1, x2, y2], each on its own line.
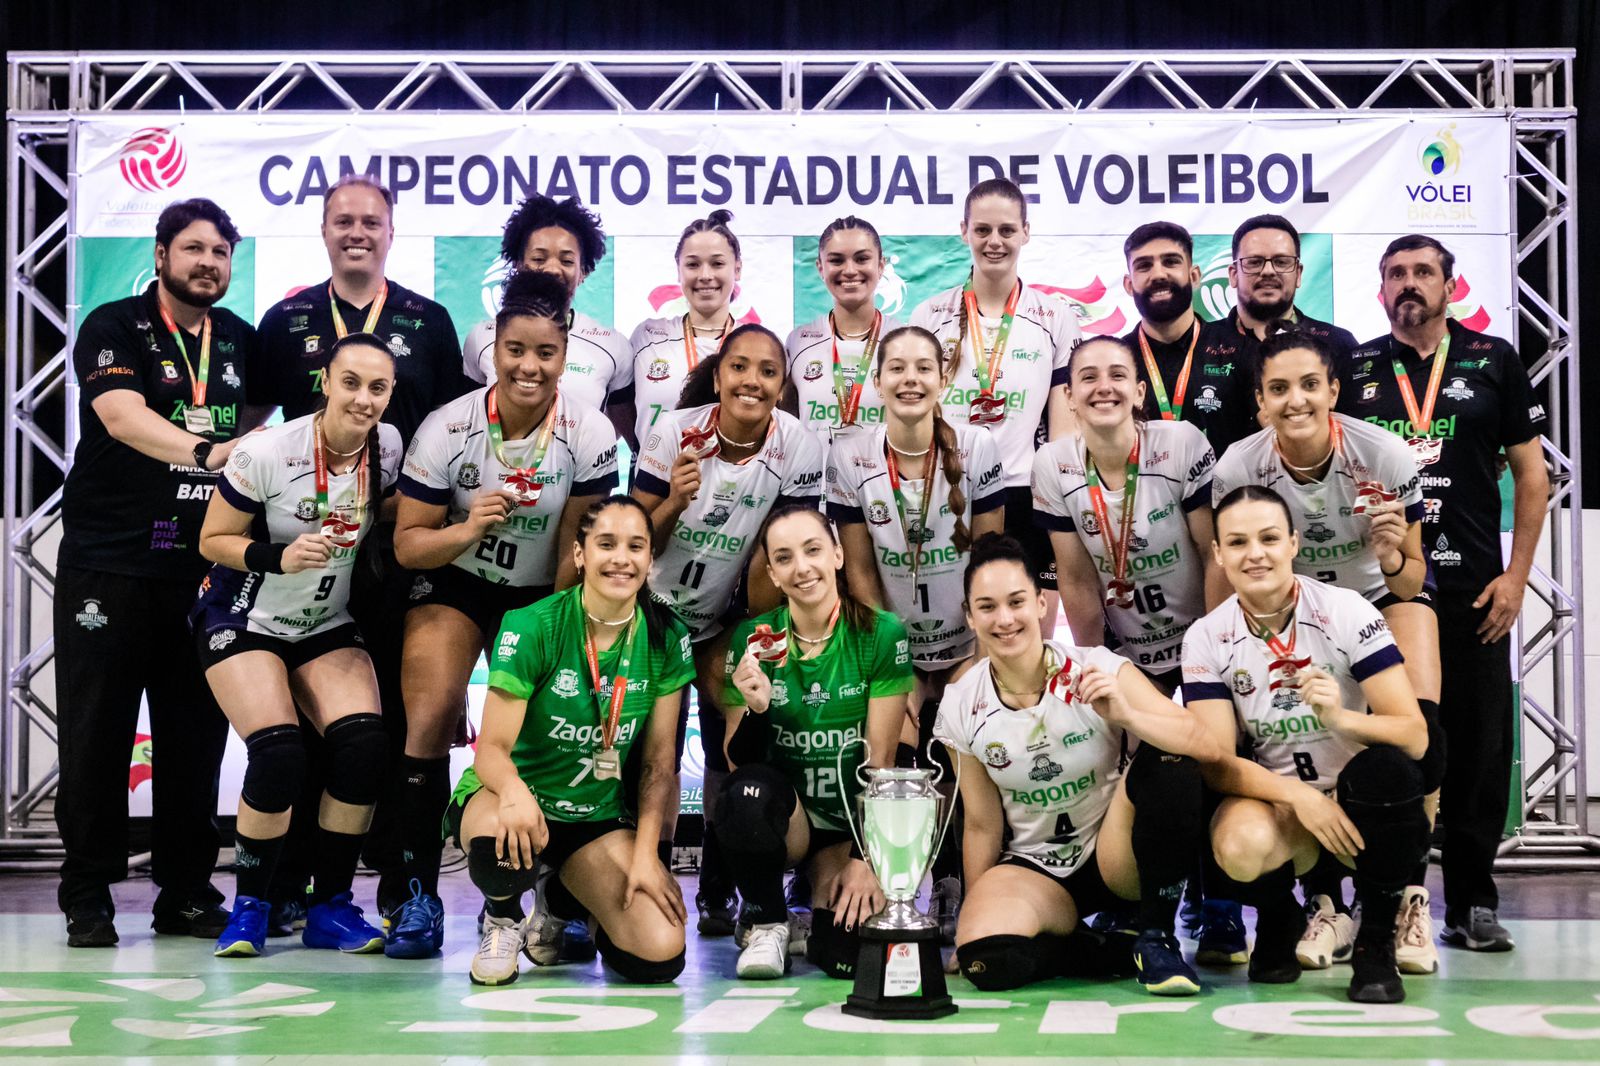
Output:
[1049, 811, 1077, 844]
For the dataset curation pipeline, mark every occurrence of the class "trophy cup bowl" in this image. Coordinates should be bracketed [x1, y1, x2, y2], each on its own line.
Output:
[839, 744, 960, 1019]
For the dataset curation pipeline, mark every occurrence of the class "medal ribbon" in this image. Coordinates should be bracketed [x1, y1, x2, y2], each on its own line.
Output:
[1274, 410, 1346, 477]
[582, 592, 641, 753]
[1240, 581, 1308, 690]
[962, 276, 1022, 397]
[1390, 330, 1452, 437]
[486, 386, 559, 488]
[885, 434, 937, 582]
[328, 280, 389, 339]
[311, 414, 369, 527]
[1084, 432, 1141, 595]
[682, 313, 733, 372]
[156, 300, 211, 409]
[1136, 320, 1200, 420]
[830, 309, 883, 426]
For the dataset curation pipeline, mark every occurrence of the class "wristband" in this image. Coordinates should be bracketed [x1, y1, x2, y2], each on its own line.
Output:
[1380, 554, 1407, 577]
[243, 541, 288, 575]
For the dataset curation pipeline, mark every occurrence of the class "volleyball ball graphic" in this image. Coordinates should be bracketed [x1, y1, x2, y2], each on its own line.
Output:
[118, 127, 188, 192]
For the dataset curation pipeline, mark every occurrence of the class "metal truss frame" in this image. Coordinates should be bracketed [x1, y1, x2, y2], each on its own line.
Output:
[4, 50, 1588, 867]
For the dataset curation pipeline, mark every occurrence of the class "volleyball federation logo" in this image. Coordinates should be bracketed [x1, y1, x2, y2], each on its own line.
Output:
[118, 127, 188, 192]
[1419, 124, 1463, 177]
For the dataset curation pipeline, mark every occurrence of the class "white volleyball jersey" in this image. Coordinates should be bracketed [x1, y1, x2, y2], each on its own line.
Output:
[827, 423, 1006, 666]
[909, 282, 1081, 487]
[935, 641, 1130, 875]
[1031, 420, 1215, 673]
[1180, 576, 1404, 791]
[212, 415, 401, 639]
[634, 404, 824, 639]
[398, 387, 620, 587]
[784, 312, 904, 440]
[629, 315, 729, 446]
[462, 311, 634, 416]
[1211, 414, 1423, 602]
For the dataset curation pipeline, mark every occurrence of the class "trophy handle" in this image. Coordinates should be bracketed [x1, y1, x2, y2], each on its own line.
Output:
[922, 738, 946, 786]
[930, 744, 962, 865]
[836, 736, 871, 868]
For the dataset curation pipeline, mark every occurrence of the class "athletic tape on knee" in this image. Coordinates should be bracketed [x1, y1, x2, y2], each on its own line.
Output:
[323, 713, 387, 806]
[1416, 699, 1446, 794]
[805, 909, 859, 979]
[959, 933, 1046, 991]
[1338, 745, 1430, 891]
[466, 836, 538, 900]
[240, 725, 307, 815]
[595, 927, 685, 984]
[714, 764, 796, 865]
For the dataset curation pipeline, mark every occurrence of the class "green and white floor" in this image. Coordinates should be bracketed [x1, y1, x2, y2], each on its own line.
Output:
[2, 870, 1597, 1064]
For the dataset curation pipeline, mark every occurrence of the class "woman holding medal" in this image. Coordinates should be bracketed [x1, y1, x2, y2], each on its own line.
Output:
[785, 216, 904, 442]
[934, 534, 1222, 996]
[909, 179, 1082, 630]
[629, 210, 744, 449]
[632, 324, 825, 935]
[1210, 332, 1444, 974]
[1032, 337, 1220, 693]
[1182, 485, 1431, 1004]
[194, 333, 403, 958]
[383, 270, 620, 959]
[448, 495, 694, 986]
[718, 504, 912, 980]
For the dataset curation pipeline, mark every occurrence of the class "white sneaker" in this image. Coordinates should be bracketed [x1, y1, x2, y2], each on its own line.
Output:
[470, 915, 526, 985]
[736, 922, 791, 979]
[788, 909, 812, 955]
[930, 876, 963, 946]
[1395, 886, 1440, 975]
[1296, 894, 1357, 970]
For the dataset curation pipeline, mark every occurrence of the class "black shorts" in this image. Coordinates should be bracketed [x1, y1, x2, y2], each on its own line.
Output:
[997, 851, 1122, 917]
[801, 825, 854, 865]
[1004, 487, 1057, 591]
[404, 566, 549, 639]
[444, 789, 631, 871]
[1373, 585, 1437, 613]
[194, 620, 366, 671]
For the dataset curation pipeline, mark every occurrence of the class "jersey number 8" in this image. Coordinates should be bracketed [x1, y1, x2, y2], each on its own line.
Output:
[1292, 751, 1320, 782]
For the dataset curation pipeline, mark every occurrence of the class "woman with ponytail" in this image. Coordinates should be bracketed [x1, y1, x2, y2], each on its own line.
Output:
[785, 216, 904, 441]
[630, 209, 743, 448]
[718, 505, 911, 980]
[383, 269, 620, 960]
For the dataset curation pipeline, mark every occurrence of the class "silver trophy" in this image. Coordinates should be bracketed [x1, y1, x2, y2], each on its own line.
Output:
[838, 743, 960, 1019]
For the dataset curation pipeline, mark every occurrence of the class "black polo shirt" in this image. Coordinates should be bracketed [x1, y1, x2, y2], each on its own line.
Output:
[62, 283, 254, 580]
[1336, 319, 1546, 596]
[250, 277, 469, 446]
[1121, 317, 1254, 456]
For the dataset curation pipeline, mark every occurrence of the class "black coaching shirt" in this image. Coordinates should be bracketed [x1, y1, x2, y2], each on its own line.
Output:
[62, 283, 254, 581]
[250, 277, 470, 446]
[1121, 319, 1255, 455]
[1336, 319, 1546, 596]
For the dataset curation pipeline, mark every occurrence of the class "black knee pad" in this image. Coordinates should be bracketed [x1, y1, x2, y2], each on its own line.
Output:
[1126, 746, 1202, 873]
[466, 836, 539, 899]
[241, 725, 307, 815]
[959, 933, 1042, 991]
[1416, 700, 1446, 794]
[1337, 745, 1429, 891]
[323, 713, 387, 806]
[714, 763, 796, 865]
[805, 909, 860, 979]
[596, 927, 685, 984]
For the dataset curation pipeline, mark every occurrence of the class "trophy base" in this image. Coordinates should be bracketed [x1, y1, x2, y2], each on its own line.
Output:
[842, 922, 956, 1020]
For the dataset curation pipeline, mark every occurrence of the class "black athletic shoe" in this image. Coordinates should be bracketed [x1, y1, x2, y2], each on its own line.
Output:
[1247, 905, 1306, 984]
[152, 900, 230, 939]
[1348, 937, 1405, 1003]
[696, 890, 739, 937]
[65, 904, 118, 948]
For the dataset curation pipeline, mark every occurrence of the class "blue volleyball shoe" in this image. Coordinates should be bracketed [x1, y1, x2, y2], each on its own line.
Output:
[302, 892, 385, 953]
[1133, 930, 1202, 996]
[213, 897, 271, 958]
[385, 880, 446, 959]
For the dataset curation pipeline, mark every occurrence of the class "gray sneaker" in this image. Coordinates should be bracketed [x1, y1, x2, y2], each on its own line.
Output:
[929, 876, 962, 945]
[1441, 906, 1514, 952]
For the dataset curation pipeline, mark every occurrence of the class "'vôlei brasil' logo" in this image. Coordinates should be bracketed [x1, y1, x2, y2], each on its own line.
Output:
[118, 127, 188, 193]
[1406, 124, 1473, 223]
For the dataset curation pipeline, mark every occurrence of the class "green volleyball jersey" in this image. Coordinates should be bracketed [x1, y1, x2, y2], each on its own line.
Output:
[452, 585, 694, 823]
[724, 606, 913, 831]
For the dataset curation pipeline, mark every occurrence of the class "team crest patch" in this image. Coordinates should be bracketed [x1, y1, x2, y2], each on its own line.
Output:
[646, 358, 671, 382]
[552, 668, 582, 699]
[221, 362, 241, 388]
[1303, 522, 1335, 543]
[1362, 381, 1380, 401]
[160, 360, 180, 381]
[1272, 689, 1302, 712]
[1443, 377, 1474, 401]
[1028, 754, 1063, 781]
[867, 500, 892, 525]
[1128, 533, 1149, 552]
[294, 498, 319, 522]
[1193, 385, 1222, 413]
[1079, 511, 1101, 536]
[984, 742, 1011, 769]
[409, 576, 433, 601]
[802, 683, 831, 708]
[1232, 669, 1256, 696]
[802, 359, 824, 382]
[458, 463, 481, 490]
[703, 503, 732, 528]
[208, 629, 237, 652]
[76, 599, 109, 630]
[304, 335, 321, 354]
[387, 334, 412, 359]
